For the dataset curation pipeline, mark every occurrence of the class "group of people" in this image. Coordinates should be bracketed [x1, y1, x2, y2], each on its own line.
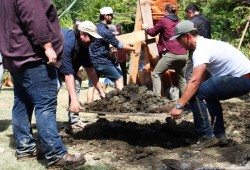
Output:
[0, 0, 249, 169]
[0, 0, 137, 169]
[142, 3, 250, 150]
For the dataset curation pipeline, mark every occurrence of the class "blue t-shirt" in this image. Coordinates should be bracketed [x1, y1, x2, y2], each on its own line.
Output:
[89, 22, 123, 67]
[59, 28, 93, 75]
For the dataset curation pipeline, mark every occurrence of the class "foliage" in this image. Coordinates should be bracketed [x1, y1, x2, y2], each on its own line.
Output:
[177, 0, 250, 57]
[53, 0, 250, 57]
[52, 0, 137, 33]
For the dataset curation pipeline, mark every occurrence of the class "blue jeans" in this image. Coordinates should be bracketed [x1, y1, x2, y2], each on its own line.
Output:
[190, 76, 250, 139]
[11, 64, 67, 164]
[89, 64, 122, 87]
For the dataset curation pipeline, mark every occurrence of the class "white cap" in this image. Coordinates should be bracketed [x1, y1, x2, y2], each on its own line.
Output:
[100, 7, 113, 15]
[77, 21, 102, 39]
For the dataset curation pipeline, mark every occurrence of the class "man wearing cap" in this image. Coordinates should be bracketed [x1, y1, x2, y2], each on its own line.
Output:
[86, 24, 120, 103]
[59, 21, 105, 130]
[89, 7, 139, 90]
[170, 20, 250, 150]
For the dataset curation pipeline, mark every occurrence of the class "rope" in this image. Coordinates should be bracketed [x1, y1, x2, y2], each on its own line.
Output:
[58, 0, 78, 19]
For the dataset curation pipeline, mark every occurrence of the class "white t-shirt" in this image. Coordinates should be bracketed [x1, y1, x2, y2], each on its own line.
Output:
[193, 36, 250, 77]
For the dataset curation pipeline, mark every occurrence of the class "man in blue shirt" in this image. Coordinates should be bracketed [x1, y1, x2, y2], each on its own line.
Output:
[59, 21, 105, 130]
[89, 7, 139, 90]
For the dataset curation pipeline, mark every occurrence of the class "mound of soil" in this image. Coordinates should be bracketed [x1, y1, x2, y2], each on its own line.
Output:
[62, 86, 250, 169]
[84, 84, 174, 113]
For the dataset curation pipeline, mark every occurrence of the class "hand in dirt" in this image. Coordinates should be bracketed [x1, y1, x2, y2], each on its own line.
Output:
[99, 92, 105, 99]
[170, 108, 183, 119]
[70, 100, 80, 113]
[45, 48, 57, 65]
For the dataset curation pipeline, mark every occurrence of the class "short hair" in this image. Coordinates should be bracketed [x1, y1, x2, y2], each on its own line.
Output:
[115, 23, 122, 27]
[73, 18, 81, 25]
[99, 14, 105, 21]
[185, 3, 199, 13]
[165, 4, 177, 14]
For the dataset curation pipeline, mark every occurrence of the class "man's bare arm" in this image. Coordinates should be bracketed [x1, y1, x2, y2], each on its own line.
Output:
[85, 67, 105, 99]
[65, 74, 80, 113]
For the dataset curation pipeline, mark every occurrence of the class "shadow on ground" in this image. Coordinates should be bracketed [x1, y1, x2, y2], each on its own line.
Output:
[66, 118, 198, 149]
[0, 119, 11, 132]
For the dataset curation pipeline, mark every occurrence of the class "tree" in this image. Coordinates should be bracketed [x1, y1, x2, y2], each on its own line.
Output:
[53, 0, 249, 57]
[53, 0, 137, 33]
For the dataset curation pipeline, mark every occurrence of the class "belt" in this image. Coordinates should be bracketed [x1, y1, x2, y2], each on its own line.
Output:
[242, 73, 250, 78]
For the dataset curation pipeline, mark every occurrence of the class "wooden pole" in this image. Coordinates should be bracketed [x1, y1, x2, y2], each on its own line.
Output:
[140, 0, 159, 66]
[128, 0, 142, 84]
[238, 20, 249, 50]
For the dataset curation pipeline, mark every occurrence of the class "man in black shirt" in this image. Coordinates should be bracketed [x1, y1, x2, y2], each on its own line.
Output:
[184, 3, 212, 81]
[185, 3, 211, 39]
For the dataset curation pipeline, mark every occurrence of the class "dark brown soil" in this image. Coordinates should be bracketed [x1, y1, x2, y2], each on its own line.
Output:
[84, 84, 174, 113]
[60, 86, 250, 169]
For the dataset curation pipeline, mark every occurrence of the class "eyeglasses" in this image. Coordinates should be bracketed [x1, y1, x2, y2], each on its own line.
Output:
[176, 33, 186, 42]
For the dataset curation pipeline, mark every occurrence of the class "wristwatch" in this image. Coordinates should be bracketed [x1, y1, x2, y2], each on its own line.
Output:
[175, 103, 183, 109]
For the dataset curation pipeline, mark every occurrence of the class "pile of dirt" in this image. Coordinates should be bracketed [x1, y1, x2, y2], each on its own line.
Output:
[84, 84, 175, 113]
[64, 100, 250, 169]
[64, 87, 250, 169]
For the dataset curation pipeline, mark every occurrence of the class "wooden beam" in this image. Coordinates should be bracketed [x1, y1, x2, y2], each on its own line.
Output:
[128, 0, 143, 84]
[116, 30, 154, 45]
[140, 0, 159, 61]
[79, 110, 171, 119]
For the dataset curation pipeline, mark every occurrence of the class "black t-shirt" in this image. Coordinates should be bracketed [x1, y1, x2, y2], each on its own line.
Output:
[190, 14, 211, 39]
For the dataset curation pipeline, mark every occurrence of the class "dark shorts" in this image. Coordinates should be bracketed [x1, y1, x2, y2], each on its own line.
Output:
[89, 64, 122, 87]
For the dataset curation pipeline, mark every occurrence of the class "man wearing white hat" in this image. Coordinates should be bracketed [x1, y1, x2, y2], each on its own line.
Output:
[89, 7, 139, 90]
[59, 21, 105, 130]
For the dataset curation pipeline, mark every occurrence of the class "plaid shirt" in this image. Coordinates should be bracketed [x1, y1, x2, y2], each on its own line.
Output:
[89, 22, 122, 66]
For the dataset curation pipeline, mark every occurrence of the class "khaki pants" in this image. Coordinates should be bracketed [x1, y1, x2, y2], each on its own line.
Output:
[152, 52, 187, 97]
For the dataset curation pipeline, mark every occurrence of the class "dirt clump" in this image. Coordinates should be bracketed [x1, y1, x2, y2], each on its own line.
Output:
[84, 84, 174, 113]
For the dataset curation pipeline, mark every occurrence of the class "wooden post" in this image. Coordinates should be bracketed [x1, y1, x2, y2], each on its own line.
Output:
[128, 0, 142, 84]
[127, 0, 179, 89]
[238, 19, 249, 50]
[140, 0, 159, 68]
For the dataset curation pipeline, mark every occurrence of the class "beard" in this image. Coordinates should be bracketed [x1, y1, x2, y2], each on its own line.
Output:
[106, 19, 112, 25]
[78, 40, 90, 47]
